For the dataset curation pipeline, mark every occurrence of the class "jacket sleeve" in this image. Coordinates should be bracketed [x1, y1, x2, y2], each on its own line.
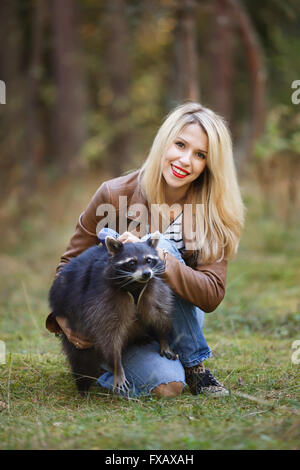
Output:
[46, 182, 111, 333]
[55, 181, 111, 278]
[162, 254, 227, 313]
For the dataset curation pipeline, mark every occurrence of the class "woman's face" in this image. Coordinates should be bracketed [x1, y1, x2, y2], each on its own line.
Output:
[162, 123, 208, 200]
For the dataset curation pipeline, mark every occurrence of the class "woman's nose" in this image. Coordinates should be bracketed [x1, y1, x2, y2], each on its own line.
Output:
[178, 150, 192, 167]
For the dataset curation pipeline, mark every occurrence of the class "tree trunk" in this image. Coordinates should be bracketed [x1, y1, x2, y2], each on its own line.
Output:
[0, 0, 23, 199]
[172, 0, 199, 102]
[225, 0, 266, 172]
[50, 0, 86, 174]
[208, 0, 234, 125]
[21, 0, 47, 199]
[104, 0, 132, 177]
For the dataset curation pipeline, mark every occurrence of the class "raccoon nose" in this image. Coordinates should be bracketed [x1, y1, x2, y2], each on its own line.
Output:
[142, 271, 151, 280]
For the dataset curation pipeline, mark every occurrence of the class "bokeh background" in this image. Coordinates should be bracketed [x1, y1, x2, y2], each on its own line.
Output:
[0, 0, 299, 450]
[1, 0, 300, 206]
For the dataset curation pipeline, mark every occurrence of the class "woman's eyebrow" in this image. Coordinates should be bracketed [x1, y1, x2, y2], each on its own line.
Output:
[176, 136, 208, 154]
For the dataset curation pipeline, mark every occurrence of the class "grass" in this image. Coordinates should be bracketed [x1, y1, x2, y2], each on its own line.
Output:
[0, 172, 299, 450]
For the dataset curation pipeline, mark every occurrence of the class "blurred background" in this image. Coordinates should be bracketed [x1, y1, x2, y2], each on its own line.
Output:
[0, 0, 300, 450]
[1, 0, 300, 214]
[0, 0, 299, 333]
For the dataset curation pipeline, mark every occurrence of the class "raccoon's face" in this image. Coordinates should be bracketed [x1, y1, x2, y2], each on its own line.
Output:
[105, 234, 164, 289]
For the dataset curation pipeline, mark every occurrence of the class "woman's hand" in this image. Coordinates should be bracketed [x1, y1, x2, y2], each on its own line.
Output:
[56, 316, 94, 349]
[118, 232, 166, 262]
[156, 248, 166, 262]
[118, 232, 141, 244]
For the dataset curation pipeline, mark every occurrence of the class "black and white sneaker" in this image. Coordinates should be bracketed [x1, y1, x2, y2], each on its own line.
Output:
[184, 364, 229, 397]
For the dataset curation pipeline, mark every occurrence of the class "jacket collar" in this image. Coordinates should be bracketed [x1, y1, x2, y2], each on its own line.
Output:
[126, 177, 148, 220]
[124, 172, 150, 238]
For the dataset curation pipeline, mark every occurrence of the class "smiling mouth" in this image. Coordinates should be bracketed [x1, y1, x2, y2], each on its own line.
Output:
[171, 164, 190, 178]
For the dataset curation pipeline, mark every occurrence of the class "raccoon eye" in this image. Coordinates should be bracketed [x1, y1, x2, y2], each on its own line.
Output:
[127, 260, 137, 268]
[146, 257, 156, 265]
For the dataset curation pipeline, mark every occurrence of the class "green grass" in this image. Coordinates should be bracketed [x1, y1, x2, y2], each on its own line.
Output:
[0, 174, 299, 449]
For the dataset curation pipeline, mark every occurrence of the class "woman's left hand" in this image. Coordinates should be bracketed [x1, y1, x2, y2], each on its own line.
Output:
[118, 231, 141, 244]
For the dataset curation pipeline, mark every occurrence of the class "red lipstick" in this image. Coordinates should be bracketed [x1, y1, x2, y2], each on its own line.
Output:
[171, 164, 190, 178]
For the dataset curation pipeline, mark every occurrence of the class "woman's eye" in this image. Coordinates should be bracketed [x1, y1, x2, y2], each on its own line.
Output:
[175, 141, 184, 148]
[196, 152, 206, 159]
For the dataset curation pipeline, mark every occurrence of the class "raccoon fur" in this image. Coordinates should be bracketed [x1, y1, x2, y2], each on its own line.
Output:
[49, 234, 176, 395]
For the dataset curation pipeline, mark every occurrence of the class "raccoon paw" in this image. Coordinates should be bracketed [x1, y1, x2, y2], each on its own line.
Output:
[113, 375, 130, 395]
[160, 349, 178, 361]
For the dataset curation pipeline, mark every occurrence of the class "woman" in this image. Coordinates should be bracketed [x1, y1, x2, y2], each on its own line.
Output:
[46, 102, 244, 398]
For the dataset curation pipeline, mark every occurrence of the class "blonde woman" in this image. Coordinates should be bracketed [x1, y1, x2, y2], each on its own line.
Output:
[46, 102, 244, 398]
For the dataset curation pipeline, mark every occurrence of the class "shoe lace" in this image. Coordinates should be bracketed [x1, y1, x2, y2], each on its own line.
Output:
[205, 369, 221, 386]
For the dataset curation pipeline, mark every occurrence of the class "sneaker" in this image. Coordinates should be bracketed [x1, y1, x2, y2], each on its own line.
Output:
[184, 364, 229, 397]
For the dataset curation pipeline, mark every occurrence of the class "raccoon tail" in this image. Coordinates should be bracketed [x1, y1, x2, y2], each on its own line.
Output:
[61, 335, 103, 396]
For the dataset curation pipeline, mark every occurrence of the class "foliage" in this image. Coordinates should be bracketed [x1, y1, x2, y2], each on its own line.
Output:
[1, 0, 300, 186]
[254, 105, 300, 160]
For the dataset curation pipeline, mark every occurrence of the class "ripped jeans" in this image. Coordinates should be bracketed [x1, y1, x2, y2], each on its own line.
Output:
[97, 231, 212, 397]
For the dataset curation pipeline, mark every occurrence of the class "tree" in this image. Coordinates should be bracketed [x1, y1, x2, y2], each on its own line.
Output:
[22, 0, 47, 197]
[225, 0, 267, 171]
[172, 0, 199, 101]
[0, 0, 23, 199]
[206, 0, 234, 125]
[104, 0, 132, 176]
[50, 0, 86, 173]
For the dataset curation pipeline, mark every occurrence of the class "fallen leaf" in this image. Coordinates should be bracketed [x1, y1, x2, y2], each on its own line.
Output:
[238, 377, 244, 386]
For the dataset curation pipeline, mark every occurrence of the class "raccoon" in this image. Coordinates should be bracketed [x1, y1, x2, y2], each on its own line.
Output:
[49, 234, 176, 395]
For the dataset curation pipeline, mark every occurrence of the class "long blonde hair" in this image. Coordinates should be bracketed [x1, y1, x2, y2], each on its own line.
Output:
[138, 102, 245, 263]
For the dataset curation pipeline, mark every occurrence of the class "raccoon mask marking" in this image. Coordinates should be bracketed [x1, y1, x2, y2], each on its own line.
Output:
[104, 235, 162, 295]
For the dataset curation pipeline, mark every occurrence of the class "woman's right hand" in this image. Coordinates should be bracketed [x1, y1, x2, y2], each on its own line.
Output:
[56, 316, 94, 349]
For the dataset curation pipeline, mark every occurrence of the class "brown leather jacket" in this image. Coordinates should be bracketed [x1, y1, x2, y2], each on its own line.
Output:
[46, 170, 227, 333]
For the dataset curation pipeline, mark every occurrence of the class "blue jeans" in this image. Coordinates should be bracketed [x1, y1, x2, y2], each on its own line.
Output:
[97, 231, 212, 397]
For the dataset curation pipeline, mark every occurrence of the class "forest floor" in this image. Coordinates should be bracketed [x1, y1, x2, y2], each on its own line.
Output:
[0, 171, 299, 450]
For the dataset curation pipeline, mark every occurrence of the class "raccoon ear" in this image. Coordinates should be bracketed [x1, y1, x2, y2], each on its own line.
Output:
[105, 236, 123, 256]
[146, 231, 160, 250]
